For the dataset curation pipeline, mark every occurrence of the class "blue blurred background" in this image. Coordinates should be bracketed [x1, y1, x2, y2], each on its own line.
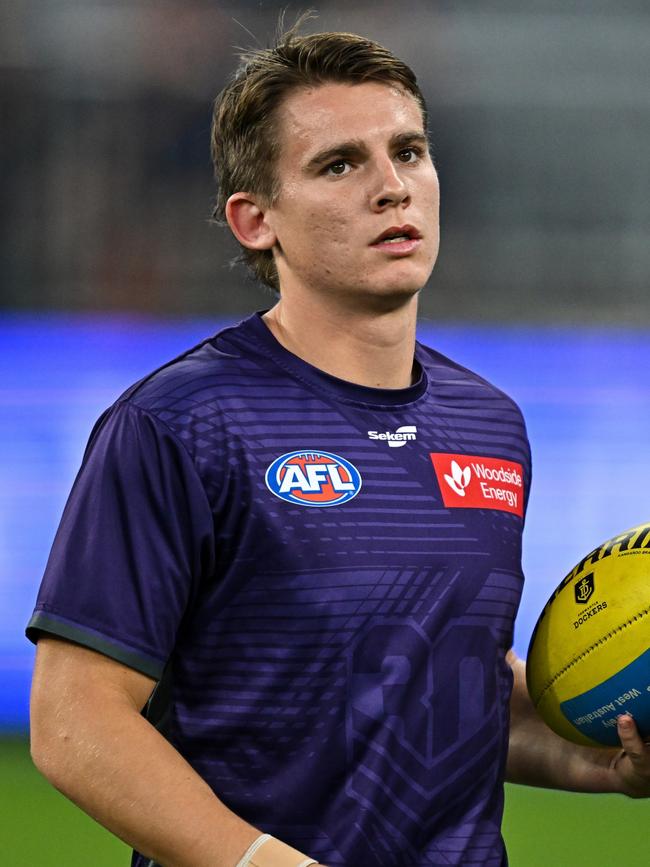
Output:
[1, 1, 650, 863]
[3, 317, 649, 731]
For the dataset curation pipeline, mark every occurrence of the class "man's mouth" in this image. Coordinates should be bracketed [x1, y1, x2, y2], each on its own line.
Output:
[371, 225, 421, 245]
[370, 225, 422, 256]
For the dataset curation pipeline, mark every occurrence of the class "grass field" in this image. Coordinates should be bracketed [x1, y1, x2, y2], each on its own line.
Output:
[2, 736, 649, 865]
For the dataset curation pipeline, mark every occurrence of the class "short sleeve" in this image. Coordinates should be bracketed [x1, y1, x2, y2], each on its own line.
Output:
[26, 400, 215, 679]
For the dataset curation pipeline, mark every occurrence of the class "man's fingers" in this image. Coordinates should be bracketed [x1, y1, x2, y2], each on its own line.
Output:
[613, 713, 650, 797]
[616, 714, 647, 762]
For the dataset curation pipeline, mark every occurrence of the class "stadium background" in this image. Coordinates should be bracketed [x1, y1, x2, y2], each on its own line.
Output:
[1, 1, 649, 863]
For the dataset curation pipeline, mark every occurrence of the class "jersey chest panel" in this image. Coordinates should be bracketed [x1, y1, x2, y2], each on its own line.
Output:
[171, 394, 527, 865]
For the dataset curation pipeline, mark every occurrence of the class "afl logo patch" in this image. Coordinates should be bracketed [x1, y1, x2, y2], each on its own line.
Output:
[265, 450, 362, 507]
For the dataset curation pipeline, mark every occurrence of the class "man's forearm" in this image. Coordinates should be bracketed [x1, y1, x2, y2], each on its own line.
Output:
[38, 704, 259, 866]
[505, 651, 628, 793]
[31, 639, 260, 867]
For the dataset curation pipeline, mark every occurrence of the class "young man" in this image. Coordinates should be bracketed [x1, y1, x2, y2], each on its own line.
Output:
[28, 27, 649, 867]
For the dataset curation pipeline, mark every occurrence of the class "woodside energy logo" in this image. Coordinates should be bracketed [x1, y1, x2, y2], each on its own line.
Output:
[430, 453, 524, 517]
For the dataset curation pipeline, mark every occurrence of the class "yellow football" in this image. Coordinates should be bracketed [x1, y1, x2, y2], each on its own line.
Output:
[526, 523, 650, 747]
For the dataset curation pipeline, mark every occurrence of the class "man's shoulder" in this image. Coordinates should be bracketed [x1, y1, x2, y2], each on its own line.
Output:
[416, 339, 524, 415]
[81, 316, 273, 467]
[118, 315, 264, 417]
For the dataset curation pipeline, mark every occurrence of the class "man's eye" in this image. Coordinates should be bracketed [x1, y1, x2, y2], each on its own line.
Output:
[397, 147, 421, 163]
[326, 160, 351, 176]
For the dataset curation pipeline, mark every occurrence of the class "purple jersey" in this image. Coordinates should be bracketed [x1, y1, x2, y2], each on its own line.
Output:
[28, 313, 531, 866]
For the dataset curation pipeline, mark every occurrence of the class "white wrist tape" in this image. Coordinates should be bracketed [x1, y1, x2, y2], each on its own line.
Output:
[235, 833, 318, 867]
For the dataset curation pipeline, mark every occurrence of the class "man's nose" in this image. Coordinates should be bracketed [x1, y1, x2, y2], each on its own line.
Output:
[369, 157, 410, 211]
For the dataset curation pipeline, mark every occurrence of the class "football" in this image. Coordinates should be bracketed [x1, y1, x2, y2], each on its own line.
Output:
[526, 522, 650, 747]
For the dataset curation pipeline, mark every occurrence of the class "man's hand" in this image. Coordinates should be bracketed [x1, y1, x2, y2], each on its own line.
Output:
[506, 650, 650, 797]
[607, 714, 650, 798]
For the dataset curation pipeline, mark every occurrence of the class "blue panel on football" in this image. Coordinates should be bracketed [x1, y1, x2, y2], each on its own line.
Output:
[560, 648, 650, 746]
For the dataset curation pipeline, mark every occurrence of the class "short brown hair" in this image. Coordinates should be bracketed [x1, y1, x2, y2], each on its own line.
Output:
[211, 22, 428, 291]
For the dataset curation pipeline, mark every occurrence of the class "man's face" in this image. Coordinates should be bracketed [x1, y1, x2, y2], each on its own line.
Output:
[265, 81, 440, 308]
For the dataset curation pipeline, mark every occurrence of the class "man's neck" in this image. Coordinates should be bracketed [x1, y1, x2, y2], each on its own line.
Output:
[262, 292, 419, 390]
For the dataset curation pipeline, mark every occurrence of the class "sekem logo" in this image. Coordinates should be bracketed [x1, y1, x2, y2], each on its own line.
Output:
[265, 450, 362, 507]
[367, 425, 417, 448]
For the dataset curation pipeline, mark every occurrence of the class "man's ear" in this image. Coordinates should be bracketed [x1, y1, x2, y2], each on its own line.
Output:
[225, 193, 277, 251]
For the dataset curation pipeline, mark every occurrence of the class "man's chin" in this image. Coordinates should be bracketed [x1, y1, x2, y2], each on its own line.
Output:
[376, 257, 434, 292]
[375, 269, 430, 301]
[355, 281, 422, 314]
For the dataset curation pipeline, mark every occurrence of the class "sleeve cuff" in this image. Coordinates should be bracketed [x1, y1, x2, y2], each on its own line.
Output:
[26, 611, 164, 680]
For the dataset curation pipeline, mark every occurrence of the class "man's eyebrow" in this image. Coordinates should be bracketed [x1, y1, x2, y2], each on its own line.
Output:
[303, 139, 368, 173]
[303, 130, 429, 174]
[391, 130, 429, 150]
